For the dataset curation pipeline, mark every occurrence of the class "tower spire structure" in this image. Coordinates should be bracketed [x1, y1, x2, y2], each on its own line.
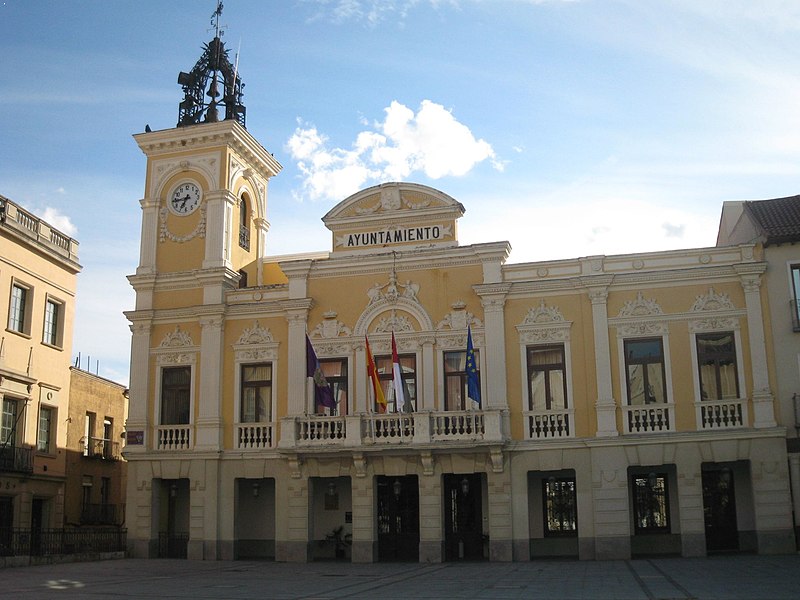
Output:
[176, 1, 246, 128]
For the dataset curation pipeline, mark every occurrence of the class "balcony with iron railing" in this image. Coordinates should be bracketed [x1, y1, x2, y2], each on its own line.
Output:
[81, 436, 121, 460]
[0, 445, 34, 473]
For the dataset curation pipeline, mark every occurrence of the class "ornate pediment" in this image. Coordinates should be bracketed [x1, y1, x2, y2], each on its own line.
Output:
[309, 311, 353, 339]
[436, 301, 483, 330]
[618, 292, 662, 318]
[236, 321, 274, 345]
[691, 287, 735, 312]
[159, 326, 194, 348]
[516, 300, 571, 343]
[521, 300, 565, 325]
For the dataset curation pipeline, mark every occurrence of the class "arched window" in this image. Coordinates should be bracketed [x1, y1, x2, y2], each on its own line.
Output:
[238, 195, 250, 250]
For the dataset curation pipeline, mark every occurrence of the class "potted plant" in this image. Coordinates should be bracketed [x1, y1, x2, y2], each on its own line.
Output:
[324, 525, 352, 559]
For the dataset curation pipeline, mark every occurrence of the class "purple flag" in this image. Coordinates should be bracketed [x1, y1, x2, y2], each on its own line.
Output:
[306, 335, 335, 409]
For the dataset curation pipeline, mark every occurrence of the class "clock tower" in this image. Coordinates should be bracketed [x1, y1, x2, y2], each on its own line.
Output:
[125, 10, 281, 461]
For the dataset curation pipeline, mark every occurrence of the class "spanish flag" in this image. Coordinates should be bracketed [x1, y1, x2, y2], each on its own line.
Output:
[365, 335, 387, 413]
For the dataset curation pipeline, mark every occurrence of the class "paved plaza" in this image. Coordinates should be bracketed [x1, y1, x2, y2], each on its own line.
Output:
[2, 555, 800, 600]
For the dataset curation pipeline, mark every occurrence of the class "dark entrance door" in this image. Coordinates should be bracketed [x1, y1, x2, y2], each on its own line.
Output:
[702, 468, 739, 553]
[444, 473, 484, 561]
[0, 496, 13, 556]
[377, 475, 419, 561]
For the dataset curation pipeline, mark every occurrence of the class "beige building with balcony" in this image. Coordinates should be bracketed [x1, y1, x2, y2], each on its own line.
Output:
[122, 111, 797, 560]
[0, 195, 81, 540]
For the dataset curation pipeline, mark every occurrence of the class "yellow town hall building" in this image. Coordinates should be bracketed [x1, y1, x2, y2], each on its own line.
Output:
[122, 28, 796, 562]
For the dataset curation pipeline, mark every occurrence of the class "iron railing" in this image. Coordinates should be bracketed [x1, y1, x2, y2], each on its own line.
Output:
[158, 532, 189, 558]
[81, 437, 121, 460]
[0, 527, 126, 557]
[0, 446, 34, 473]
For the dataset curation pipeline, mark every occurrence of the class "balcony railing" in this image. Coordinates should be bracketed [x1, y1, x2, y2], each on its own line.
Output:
[623, 403, 674, 434]
[81, 436, 121, 460]
[0, 445, 34, 473]
[0, 528, 126, 557]
[696, 398, 747, 430]
[524, 409, 573, 440]
[81, 503, 125, 526]
[236, 422, 274, 449]
[279, 409, 506, 449]
[156, 425, 192, 450]
[239, 225, 250, 251]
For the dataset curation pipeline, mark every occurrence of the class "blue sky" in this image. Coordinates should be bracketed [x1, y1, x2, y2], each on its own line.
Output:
[2, 0, 800, 385]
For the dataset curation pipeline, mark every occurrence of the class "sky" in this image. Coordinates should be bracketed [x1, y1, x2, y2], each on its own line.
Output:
[2, 0, 800, 386]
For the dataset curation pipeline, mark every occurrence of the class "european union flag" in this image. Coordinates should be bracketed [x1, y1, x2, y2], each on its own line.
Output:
[465, 325, 481, 406]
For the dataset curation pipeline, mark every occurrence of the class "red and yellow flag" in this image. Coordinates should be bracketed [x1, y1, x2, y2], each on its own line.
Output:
[365, 335, 387, 413]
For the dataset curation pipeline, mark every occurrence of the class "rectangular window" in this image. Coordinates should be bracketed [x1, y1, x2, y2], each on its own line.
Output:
[8, 283, 28, 333]
[84, 412, 96, 456]
[102, 418, 113, 458]
[240, 363, 271, 422]
[624, 338, 667, 405]
[100, 477, 111, 506]
[160, 366, 191, 425]
[82, 476, 93, 509]
[38, 406, 53, 453]
[527, 345, 567, 410]
[1, 398, 19, 446]
[632, 473, 670, 533]
[697, 332, 739, 400]
[43, 298, 61, 346]
[376, 354, 417, 413]
[543, 476, 577, 536]
[443, 350, 480, 411]
[319, 358, 348, 415]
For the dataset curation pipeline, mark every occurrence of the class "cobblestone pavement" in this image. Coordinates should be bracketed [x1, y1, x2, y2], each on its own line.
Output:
[2, 555, 799, 599]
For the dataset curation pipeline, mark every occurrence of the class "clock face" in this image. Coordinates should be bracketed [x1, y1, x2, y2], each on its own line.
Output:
[170, 182, 202, 215]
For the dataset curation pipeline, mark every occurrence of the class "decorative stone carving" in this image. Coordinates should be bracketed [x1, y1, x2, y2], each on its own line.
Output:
[690, 287, 735, 312]
[374, 314, 414, 333]
[688, 317, 738, 333]
[516, 300, 571, 344]
[310, 311, 352, 339]
[159, 205, 206, 243]
[367, 274, 419, 305]
[618, 292, 662, 318]
[436, 301, 483, 330]
[617, 321, 668, 336]
[236, 321, 273, 345]
[159, 326, 194, 348]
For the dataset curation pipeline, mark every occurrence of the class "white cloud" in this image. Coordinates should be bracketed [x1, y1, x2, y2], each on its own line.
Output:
[287, 100, 499, 202]
[41, 206, 77, 236]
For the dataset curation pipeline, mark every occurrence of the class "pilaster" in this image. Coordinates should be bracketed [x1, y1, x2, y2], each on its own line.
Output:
[137, 197, 159, 275]
[476, 283, 511, 410]
[203, 189, 236, 270]
[350, 474, 375, 563]
[287, 308, 310, 415]
[586, 282, 618, 437]
[125, 321, 152, 453]
[736, 266, 777, 428]
[418, 472, 443, 562]
[195, 315, 224, 450]
[486, 469, 513, 561]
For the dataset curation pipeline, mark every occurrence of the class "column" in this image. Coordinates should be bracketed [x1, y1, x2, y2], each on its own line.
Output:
[421, 336, 435, 411]
[354, 343, 367, 413]
[477, 284, 511, 409]
[350, 474, 375, 563]
[418, 473, 443, 562]
[587, 284, 618, 437]
[675, 449, 706, 557]
[137, 197, 159, 275]
[195, 315, 224, 450]
[486, 469, 513, 561]
[736, 267, 777, 428]
[125, 321, 152, 453]
[287, 309, 310, 415]
[253, 216, 269, 287]
[203, 190, 235, 270]
[275, 474, 311, 562]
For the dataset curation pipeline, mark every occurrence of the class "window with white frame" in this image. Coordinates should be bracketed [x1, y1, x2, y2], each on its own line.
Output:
[240, 363, 272, 422]
[696, 332, 739, 400]
[43, 297, 63, 347]
[160, 366, 191, 424]
[37, 406, 54, 453]
[8, 281, 32, 335]
[443, 350, 480, 411]
[527, 345, 568, 411]
[1, 398, 20, 446]
[624, 338, 667, 405]
[318, 358, 348, 416]
[376, 354, 417, 413]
